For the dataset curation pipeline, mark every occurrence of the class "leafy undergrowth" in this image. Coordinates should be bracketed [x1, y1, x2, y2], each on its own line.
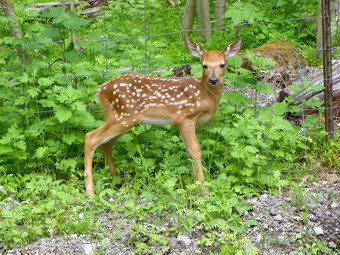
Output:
[1, 125, 338, 254]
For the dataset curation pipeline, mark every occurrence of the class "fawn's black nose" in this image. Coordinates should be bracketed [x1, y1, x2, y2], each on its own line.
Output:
[209, 78, 219, 85]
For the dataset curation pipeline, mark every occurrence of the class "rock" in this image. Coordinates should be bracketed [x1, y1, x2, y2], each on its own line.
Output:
[308, 214, 317, 221]
[273, 214, 283, 221]
[272, 223, 281, 231]
[313, 226, 324, 235]
[83, 243, 97, 255]
[288, 207, 297, 215]
[325, 210, 331, 216]
[259, 194, 268, 202]
[4, 197, 19, 210]
[328, 242, 336, 249]
[255, 233, 262, 243]
[330, 202, 339, 208]
[177, 235, 191, 246]
[295, 228, 304, 233]
[315, 210, 324, 219]
[270, 206, 279, 216]
[262, 224, 268, 230]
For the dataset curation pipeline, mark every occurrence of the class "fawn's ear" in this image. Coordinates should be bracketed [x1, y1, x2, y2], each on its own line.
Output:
[222, 39, 242, 58]
[185, 37, 206, 59]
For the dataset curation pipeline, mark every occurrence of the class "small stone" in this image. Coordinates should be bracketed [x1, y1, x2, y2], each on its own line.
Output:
[331, 202, 339, 208]
[243, 211, 249, 217]
[270, 206, 279, 216]
[308, 214, 317, 221]
[283, 196, 291, 202]
[78, 212, 84, 220]
[255, 233, 262, 243]
[313, 226, 324, 235]
[328, 242, 336, 248]
[315, 210, 324, 218]
[273, 214, 283, 221]
[70, 234, 78, 238]
[101, 238, 110, 247]
[196, 225, 203, 231]
[318, 196, 325, 204]
[83, 243, 97, 255]
[259, 194, 268, 202]
[177, 235, 191, 246]
[288, 207, 297, 215]
[272, 223, 281, 231]
[310, 201, 318, 209]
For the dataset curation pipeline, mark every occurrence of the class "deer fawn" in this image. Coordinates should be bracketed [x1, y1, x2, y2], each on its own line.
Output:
[84, 37, 242, 196]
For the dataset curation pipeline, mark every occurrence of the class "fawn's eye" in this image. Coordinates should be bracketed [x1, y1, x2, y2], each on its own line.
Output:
[202, 64, 208, 69]
[220, 64, 225, 68]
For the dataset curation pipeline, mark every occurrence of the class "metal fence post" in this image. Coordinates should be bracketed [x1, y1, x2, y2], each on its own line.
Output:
[322, 0, 334, 139]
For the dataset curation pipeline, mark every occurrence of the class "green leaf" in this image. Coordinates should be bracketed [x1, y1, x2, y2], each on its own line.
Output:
[277, 0, 288, 7]
[310, 85, 324, 92]
[41, 6, 66, 21]
[271, 117, 294, 131]
[27, 87, 40, 98]
[163, 177, 177, 190]
[255, 84, 273, 94]
[63, 12, 89, 31]
[40, 27, 61, 39]
[55, 106, 73, 123]
[57, 158, 77, 170]
[220, 244, 236, 255]
[272, 102, 288, 116]
[227, 55, 243, 67]
[229, 223, 245, 233]
[18, 73, 29, 83]
[62, 133, 78, 145]
[14, 140, 26, 150]
[35, 147, 48, 158]
[38, 78, 53, 86]
[64, 49, 82, 63]
[14, 96, 30, 106]
[289, 85, 303, 93]
[228, 74, 257, 88]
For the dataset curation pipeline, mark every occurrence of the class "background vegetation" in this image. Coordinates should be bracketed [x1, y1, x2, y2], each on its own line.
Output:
[0, 0, 339, 253]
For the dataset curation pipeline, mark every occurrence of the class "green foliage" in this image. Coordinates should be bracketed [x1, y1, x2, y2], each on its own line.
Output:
[0, 173, 95, 247]
[223, 0, 318, 48]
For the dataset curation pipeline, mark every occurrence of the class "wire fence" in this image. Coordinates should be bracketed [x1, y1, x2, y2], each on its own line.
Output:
[0, 0, 339, 176]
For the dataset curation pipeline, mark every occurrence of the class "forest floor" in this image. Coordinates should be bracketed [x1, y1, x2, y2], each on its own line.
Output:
[4, 173, 339, 255]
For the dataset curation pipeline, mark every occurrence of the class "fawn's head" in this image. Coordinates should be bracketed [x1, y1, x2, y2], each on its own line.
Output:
[186, 37, 242, 86]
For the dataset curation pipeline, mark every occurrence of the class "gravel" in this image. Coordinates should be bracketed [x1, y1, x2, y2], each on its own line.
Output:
[3, 175, 339, 255]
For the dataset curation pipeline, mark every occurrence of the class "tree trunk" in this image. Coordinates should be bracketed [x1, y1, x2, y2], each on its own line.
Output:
[0, 0, 31, 64]
[182, 0, 196, 37]
[196, 0, 211, 42]
[214, 0, 226, 28]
